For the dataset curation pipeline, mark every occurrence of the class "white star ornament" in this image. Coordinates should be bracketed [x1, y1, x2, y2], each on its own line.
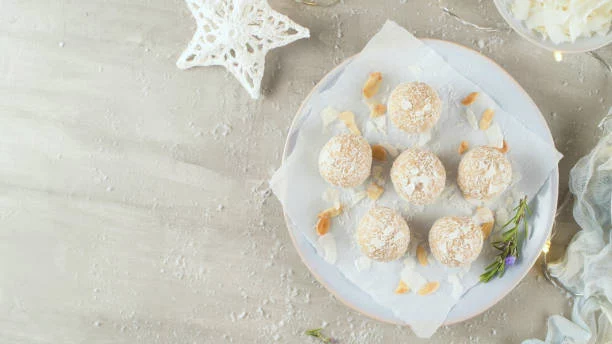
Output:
[177, 0, 310, 99]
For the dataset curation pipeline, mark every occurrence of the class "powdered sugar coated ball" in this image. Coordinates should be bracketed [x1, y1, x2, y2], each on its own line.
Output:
[388, 82, 442, 133]
[356, 206, 410, 262]
[318, 134, 372, 188]
[429, 216, 483, 267]
[458, 146, 512, 201]
[390, 148, 446, 205]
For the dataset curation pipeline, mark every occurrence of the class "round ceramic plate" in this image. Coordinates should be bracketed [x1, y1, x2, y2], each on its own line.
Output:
[282, 39, 558, 325]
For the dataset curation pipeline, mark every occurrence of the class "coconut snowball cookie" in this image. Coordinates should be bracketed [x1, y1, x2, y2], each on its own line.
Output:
[356, 206, 410, 262]
[318, 134, 372, 188]
[457, 146, 512, 201]
[388, 82, 442, 133]
[429, 216, 484, 268]
[390, 148, 446, 205]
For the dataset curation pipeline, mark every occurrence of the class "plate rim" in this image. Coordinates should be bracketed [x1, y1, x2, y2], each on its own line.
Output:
[280, 38, 559, 326]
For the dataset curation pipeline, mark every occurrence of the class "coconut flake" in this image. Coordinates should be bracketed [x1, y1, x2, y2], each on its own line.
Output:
[403, 255, 418, 270]
[321, 107, 340, 130]
[372, 165, 385, 185]
[378, 143, 399, 158]
[496, 208, 510, 228]
[486, 123, 504, 148]
[511, 0, 612, 44]
[464, 108, 479, 130]
[368, 115, 387, 134]
[400, 266, 427, 292]
[401, 99, 413, 110]
[348, 189, 367, 207]
[473, 206, 495, 225]
[448, 274, 464, 299]
[318, 233, 337, 264]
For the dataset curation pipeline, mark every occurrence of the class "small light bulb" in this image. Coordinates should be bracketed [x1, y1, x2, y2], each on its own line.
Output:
[542, 240, 551, 254]
[553, 51, 563, 62]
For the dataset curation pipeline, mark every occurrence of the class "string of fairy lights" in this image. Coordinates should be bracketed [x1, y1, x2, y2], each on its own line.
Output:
[540, 191, 584, 297]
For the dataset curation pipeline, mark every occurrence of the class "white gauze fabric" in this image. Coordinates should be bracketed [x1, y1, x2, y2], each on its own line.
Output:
[524, 109, 612, 344]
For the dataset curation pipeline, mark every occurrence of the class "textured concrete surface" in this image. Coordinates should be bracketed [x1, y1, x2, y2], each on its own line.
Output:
[0, 0, 610, 343]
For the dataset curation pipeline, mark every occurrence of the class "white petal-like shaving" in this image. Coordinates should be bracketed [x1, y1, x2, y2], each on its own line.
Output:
[318, 233, 337, 264]
[378, 143, 400, 158]
[512, 0, 611, 44]
[448, 274, 464, 300]
[486, 123, 504, 148]
[464, 108, 479, 130]
[321, 107, 340, 129]
[400, 266, 427, 292]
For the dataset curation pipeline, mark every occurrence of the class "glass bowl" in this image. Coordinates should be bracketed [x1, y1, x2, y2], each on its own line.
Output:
[493, 0, 612, 53]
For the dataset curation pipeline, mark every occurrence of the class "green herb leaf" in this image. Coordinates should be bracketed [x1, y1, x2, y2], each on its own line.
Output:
[480, 196, 531, 283]
[305, 328, 332, 343]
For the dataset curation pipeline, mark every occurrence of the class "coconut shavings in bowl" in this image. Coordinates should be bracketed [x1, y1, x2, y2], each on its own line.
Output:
[511, 0, 612, 44]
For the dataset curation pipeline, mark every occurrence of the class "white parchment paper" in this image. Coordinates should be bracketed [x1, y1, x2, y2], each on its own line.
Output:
[270, 21, 562, 338]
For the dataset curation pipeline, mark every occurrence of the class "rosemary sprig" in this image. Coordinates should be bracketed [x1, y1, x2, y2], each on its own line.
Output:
[480, 196, 531, 283]
[305, 328, 334, 343]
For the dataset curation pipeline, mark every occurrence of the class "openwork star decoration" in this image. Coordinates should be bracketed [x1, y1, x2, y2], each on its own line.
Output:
[177, 0, 310, 99]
